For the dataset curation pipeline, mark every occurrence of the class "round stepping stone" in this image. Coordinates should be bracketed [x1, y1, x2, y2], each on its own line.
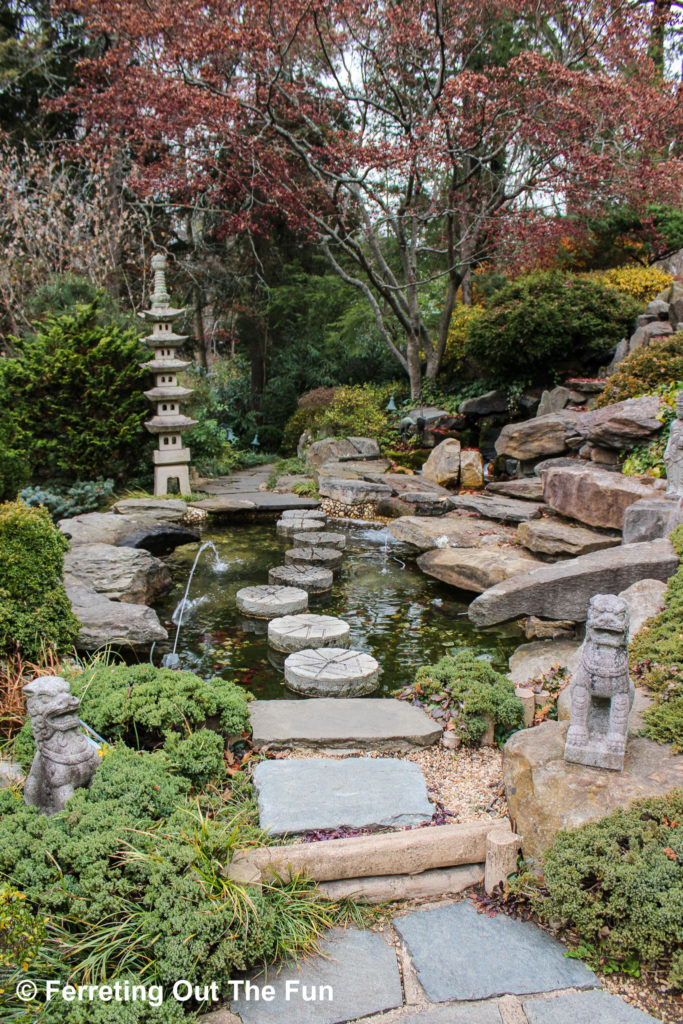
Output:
[291, 531, 347, 551]
[269, 564, 334, 594]
[276, 518, 324, 539]
[236, 584, 308, 619]
[285, 546, 343, 570]
[268, 613, 350, 653]
[284, 647, 379, 697]
[281, 509, 326, 521]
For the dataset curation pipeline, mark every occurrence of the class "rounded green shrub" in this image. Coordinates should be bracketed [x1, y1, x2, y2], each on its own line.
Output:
[397, 649, 524, 745]
[0, 500, 79, 660]
[597, 335, 683, 408]
[464, 271, 640, 376]
[540, 791, 683, 981]
[0, 298, 151, 481]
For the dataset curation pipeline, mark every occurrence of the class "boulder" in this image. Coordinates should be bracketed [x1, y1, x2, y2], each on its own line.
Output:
[388, 514, 513, 551]
[508, 640, 582, 686]
[318, 477, 392, 505]
[459, 450, 484, 489]
[533, 456, 582, 476]
[65, 579, 167, 651]
[315, 459, 390, 481]
[468, 539, 678, 626]
[59, 511, 198, 554]
[542, 465, 666, 530]
[517, 518, 621, 557]
[64, 544, 172, 604]
[503, 720, 683, 864]
[524, 617, 576, 640]
[495, 412, 582, 461]
[305, 437, 380, 467]
[421, 439, 462, 488]
[620, 578, 668, 635]
[622, 497, 683, 544]
[486, 478, 545, 501]
[458, 389, 508, 416]
[580, 395, 663, 450]
[536, 386, 572, 417]
[450, 494, 545, 523]
[628, 319, 672, 353]
[111, 498, 187, 520]
[417, 544, 543, 593]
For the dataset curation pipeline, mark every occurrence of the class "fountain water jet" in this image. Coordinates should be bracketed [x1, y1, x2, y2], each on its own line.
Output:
[161, 541, 229, 668]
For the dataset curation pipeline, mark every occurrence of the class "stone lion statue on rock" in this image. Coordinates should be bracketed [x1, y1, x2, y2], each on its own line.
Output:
[564, 594, 634, 771]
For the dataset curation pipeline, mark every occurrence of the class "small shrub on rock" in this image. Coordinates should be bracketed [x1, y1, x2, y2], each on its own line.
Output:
[0, 501, 79, 661]
[20, 478, 115, 520]
[537, 791, 683, 983]
[396, 649, 524, 745]
[596, 335, 683, 407]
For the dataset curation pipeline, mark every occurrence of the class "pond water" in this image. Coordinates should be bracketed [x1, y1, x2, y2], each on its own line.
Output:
[154, 519, 523, 700]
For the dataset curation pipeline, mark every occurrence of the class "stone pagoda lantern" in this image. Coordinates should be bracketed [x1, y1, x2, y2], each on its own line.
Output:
[140, 254, 197, 496]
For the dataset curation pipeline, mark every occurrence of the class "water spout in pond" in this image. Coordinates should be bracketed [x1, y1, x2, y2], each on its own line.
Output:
[162, 541, 229, 668]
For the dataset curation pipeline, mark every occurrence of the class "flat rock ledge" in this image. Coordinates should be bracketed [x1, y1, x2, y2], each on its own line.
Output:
[267, 613, 350, 653]
[66, 579, 167, 651]
[504, 720, 683, 865]
[418, 544, 543, 593]
[450, 494, 545, 523]
[469, 539, 678, 626]
[252, 757, 433, 834]
[235, 585, 308, 619]
[291, 530, 347, 550]
[283, 648, 380, 697]
[284, 546, 343, 570]
[517, 517, 621, 557]
[268, 564, 334, 594]
[249, 697, 442, 751]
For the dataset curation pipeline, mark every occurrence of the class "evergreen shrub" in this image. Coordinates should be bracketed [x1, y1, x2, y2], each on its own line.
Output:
[596, 335, 683, 407]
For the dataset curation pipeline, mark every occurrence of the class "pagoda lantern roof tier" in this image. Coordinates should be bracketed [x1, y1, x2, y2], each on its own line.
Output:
[144, 414, 198, 434]
[140, 357, 192, 372]
[143, 331, 189, 347]
[144, 384, 195, 401]
[139, 305, 187, 324]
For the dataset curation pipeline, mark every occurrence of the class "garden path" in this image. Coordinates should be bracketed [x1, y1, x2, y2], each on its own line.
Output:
[190, 466, 321, 514]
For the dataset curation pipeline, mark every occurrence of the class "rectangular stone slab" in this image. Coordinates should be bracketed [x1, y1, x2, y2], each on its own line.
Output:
[249, 698, 442, 751]
[231, 927, 402, 1024]
[468, 540, 678, 626]
[252, 757, 433, 835]
[394, 901, 598, 1002]
[449, 494, 545, 523]
[523, 990, 660, 1023]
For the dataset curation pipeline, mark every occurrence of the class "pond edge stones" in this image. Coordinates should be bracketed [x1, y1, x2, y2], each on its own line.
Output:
[235, 585, 308, 619]
[268, 613, 351, 653]
[285, 546, 343, 570]
[291, 530, 347, 550]
[268, 564, 334, 594]
[284, 647, 379, 697]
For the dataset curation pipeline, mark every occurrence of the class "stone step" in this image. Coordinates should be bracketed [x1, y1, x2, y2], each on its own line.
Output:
[284, 648, 379, 697]
[469, 539, 678, 626]
[284, 546, 343, 570]
[235, 585, 308, 619]
[252, 757, 433, 835]
[317, 863, 484, 903]
[267, 613, 350, 652]
[268, 564, 333, 594]
[417, 544, 543, 593]
[291, 531, 347, 550]
[190, 493, 321, 514]
[449, 493, 545, 523]
[276, 518, 325, 538]
[250, 697, 441, 750]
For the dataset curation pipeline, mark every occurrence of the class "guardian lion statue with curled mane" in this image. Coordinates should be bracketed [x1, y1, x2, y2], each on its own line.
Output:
[564, 594, 634, 771]
[23, 676, 99, 815]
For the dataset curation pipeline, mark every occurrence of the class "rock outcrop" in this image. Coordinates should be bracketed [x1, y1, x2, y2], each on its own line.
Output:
[388, 514, 513, 551]
[417, 545, 543, 593]
[421, 439, 462, 488]
[450, 494, 545, 523]
[65, 578, 168, 650]
[517, 518, 621, 557]
[64, 543, 172, 604]
[541, 464, 666, 530]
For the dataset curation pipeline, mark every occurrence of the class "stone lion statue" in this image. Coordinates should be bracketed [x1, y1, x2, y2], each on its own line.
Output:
[23, 676, 100, 815]
[564, 594, 634, 771]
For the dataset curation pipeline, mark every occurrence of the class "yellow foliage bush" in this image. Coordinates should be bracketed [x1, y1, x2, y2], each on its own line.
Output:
[444, 303, 485, 369]
[589, 266, 673, 305]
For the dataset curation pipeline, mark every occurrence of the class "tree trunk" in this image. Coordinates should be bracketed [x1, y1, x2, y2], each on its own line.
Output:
[193, 286, 208, 370]
[406, 334, 423, 400]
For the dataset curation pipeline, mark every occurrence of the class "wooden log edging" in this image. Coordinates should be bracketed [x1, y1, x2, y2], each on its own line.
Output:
[229, 819, 517, 886]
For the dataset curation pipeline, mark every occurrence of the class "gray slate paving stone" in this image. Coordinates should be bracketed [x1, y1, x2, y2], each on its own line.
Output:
[252, 757, 433, 834]
[231, 929, 401, 1024]
[230, 927, 402, 1024]
[398, 1004, 503, 1024]
[523, 990, 660, 1024]
[393, 902, 598, 1002]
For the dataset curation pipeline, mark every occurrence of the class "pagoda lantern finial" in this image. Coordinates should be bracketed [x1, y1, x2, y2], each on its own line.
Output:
[140, 254, 197, 496]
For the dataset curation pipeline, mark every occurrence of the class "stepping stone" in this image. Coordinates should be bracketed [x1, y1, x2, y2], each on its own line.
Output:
[276, 518, 324, 538]
[523, 990, 660, 1023]
[450, 494, 545, 523]
[280, 508, 326, 521]
[393, 902, 598, 1002]
[291, 530, 347, 550]
[268, 613, 350, 653]
[253, 757, 433, 834]
[231, 927, 402, 1024]
[235, 585, 308, 619]
[250, 698, 442, 751]
[285, 546, 343, 570]
[268, 564, 333, 594]
[284, 648, 379, 697]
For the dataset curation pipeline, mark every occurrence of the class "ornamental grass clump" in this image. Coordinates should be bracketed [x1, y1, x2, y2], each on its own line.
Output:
[396, 649, 524, 745]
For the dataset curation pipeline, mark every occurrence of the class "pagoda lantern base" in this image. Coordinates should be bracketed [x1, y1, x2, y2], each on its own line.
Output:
[154, 464, 191, 497]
